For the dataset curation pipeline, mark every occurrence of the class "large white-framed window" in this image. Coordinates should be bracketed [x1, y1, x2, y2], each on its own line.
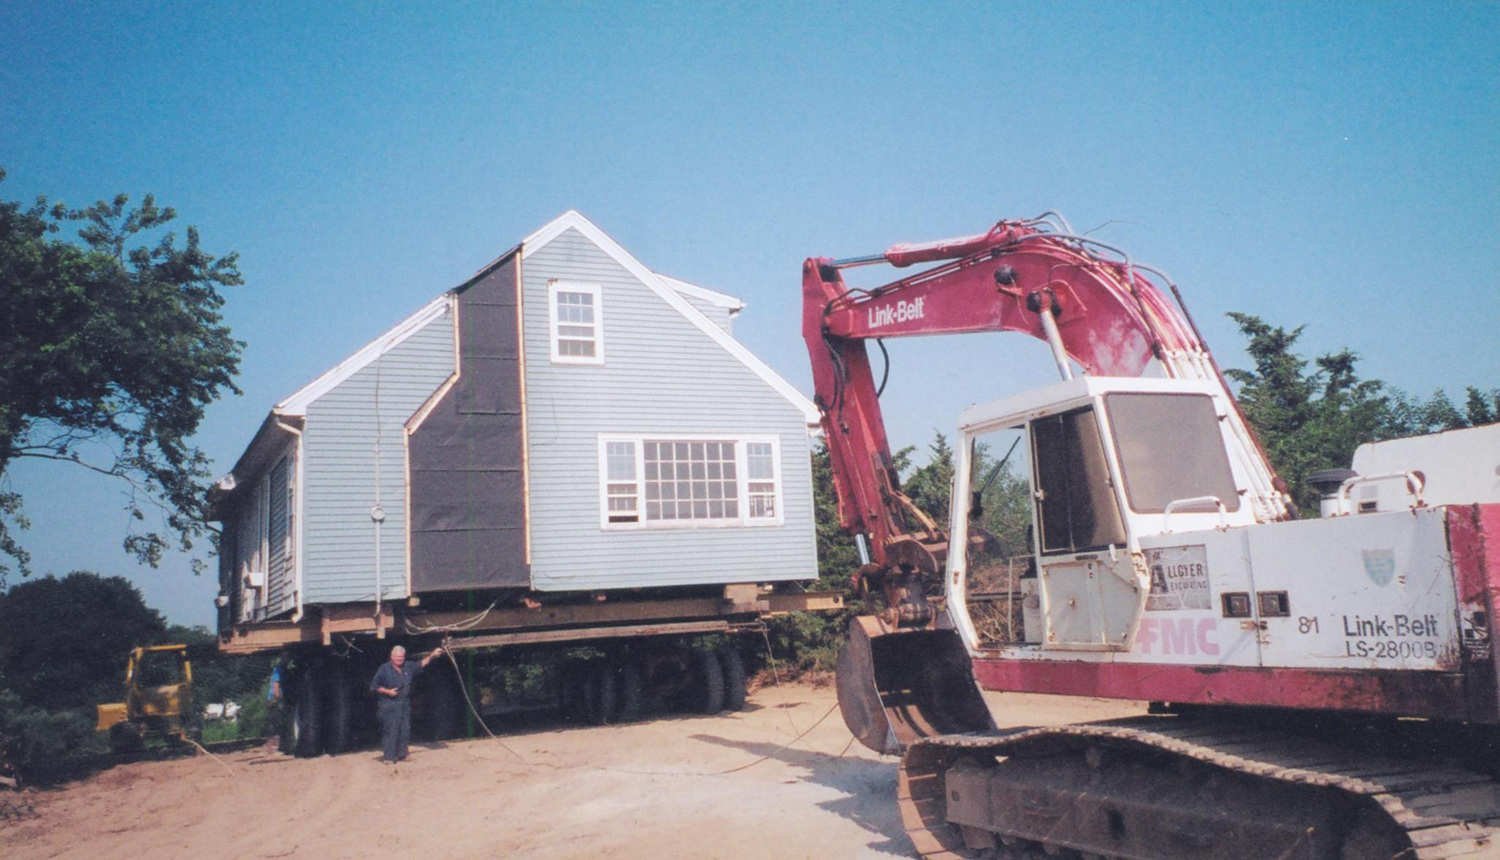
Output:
[597, 435, 784, 529]
[548, 281, 604, 364]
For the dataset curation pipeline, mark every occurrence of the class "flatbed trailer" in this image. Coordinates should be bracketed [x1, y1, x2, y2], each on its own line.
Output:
[221, 585, 841, 757]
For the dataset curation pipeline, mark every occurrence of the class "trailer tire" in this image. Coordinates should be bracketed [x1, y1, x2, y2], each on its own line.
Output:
[693, 648, 725, 714]
[558, 660, 586, 723]
[717, 646, 747, 712]
[427, 666, 465, 741]
[586, 660, 618, 725]
[617, 659, 644, 723]
[324, 664, 354, 755]
[289, 664, 324, 757]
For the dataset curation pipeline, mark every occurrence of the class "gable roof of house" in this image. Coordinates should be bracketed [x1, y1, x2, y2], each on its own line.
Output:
[229, 211, 817, 487]
[521, 210, 816, 424]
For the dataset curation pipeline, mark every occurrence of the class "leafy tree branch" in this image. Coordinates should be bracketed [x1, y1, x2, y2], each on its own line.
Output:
[0, 166, 244, 586]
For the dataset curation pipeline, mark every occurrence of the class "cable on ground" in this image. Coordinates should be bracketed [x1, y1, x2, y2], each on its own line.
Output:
[434, 641, 854, 778]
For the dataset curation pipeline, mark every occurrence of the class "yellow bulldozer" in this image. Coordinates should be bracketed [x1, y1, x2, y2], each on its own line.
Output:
[95, 645, 194, 753]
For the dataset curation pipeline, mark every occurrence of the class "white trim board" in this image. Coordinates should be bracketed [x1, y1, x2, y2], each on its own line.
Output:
[521, 210, 818, 425]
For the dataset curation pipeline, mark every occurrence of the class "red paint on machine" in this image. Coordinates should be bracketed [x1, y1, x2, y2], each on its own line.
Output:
[969, 657, 1470, 720]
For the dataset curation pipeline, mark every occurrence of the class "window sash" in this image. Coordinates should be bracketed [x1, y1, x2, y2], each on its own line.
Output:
[549, 282, 604, 364]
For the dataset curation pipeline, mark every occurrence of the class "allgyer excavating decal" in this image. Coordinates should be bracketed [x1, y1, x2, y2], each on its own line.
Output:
[867, 297, 925, 328]
[1145, 545, 1210, 611]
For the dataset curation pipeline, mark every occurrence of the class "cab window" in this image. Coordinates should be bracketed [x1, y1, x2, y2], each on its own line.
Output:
[1031, 407, 1127, 554]
[1104, 393, 1240, 513]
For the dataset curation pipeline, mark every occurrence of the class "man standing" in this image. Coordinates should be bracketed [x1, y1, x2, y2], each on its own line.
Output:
[369, 644, 444, 764]
[266, 660, 286, 753]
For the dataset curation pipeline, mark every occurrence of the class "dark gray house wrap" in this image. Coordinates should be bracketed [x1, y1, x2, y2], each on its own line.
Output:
[212, 211, 819, 628]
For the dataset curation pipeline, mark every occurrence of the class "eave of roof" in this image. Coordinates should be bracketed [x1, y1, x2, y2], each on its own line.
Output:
[655, 273, 746, 313]
[207, 413, 302, 519]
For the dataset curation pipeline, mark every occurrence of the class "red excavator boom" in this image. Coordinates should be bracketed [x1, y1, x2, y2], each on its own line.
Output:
[803, 214, 1289, 582]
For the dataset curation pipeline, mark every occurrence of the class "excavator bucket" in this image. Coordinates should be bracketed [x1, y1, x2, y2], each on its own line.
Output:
[836, 616, 997, 755]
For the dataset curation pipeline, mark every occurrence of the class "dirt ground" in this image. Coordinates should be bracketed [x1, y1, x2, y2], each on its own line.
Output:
[1, 682, 1144, 860]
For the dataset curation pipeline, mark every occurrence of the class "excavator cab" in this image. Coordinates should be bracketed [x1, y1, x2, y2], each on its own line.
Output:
[839, 376, 1257, 752]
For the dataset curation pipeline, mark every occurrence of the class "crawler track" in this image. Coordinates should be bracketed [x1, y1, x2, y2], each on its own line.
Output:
[899, 716, 1500, 859]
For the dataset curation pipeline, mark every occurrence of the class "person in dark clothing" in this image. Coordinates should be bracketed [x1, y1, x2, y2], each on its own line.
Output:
[369, 644, 444, 763]
[266, 660, 288, 753]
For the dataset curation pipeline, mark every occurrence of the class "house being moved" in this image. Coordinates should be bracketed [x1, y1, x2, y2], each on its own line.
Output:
[210, 212, 834, 755]
[214, 210, 821, 628]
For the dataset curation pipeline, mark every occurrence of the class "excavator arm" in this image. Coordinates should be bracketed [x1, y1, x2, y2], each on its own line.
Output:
[804, 215, 1289, 580]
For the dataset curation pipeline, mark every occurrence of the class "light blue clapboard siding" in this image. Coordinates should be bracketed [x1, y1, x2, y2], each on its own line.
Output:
[523, 228, 817, 591]
[301, 309, 455, 604]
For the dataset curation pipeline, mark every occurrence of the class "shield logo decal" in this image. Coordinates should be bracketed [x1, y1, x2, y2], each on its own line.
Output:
[1362, 549, 1396, 587]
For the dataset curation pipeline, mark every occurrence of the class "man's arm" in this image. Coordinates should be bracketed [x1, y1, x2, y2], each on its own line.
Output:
[420, 646, 445, 669]
[370, 665, 398, 697]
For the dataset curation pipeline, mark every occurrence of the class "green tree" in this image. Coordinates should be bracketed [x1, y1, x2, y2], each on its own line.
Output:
[1225, 313, 1495, 512]
[164, 622, 272, 730]
[1463, 388, 1500, 427]
[898, 431, 955, 533]
[0, 167, 244, 586]
[809, 440, 861, 590]
[1226, 314, 1396, 512]
[897, 430, 1031, 557]
[762, 441, 861, 674]
[1388, 386, 1500, 435]
[0, 571, 166, 711]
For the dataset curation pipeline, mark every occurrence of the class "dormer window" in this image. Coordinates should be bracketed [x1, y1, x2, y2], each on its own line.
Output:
[549, 281, 604, 364]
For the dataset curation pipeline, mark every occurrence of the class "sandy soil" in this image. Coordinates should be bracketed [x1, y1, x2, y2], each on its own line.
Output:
[2, 683, 1143, 860]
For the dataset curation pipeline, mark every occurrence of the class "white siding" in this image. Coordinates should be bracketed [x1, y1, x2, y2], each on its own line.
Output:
[522, 228, 817, 590]
[301, 308, 456, 604]
[265, 453, 296, 616]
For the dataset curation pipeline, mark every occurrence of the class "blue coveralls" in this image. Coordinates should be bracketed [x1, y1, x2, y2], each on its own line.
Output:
[370, 659, 426, 762]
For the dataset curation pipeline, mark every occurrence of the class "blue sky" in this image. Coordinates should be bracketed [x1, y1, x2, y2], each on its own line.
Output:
[2, 1, 1497, 626]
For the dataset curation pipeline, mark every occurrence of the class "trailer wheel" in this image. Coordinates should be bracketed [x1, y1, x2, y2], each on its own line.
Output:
[558, 660, 586, 723]
[426, 665, 465, 740]
[693, 648, 725, 714]
[323, 664, 354, 755]
[617, 659, 644, 723]
[585, 661, 618, 725]
[717, 646, 747, 712]
[289, 664, 324, 757]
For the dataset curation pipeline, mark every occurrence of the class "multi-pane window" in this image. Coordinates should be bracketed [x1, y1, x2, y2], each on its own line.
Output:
[599, 436, 782, 528]
[646, 440, 739, 521]
[549, 282, 603, 364]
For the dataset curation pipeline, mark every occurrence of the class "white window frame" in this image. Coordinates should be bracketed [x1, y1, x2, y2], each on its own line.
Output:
[743, 440, 781, 521]
[596, 434, 785, 530]
[548, 281, 605, 365]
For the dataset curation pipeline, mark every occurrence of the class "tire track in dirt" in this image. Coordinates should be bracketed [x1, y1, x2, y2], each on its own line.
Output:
[217, 754, 376, 859]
